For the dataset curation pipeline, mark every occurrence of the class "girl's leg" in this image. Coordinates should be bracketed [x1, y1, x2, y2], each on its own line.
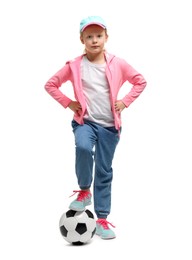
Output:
[93, 125, 120, 219]
[72, 120, 97, 189]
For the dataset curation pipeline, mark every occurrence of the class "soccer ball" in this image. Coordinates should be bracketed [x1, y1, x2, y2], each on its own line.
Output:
[59, 209, 96, 245]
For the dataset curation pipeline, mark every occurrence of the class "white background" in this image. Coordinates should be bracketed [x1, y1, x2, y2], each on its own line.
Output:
[0, 0, 191, 259]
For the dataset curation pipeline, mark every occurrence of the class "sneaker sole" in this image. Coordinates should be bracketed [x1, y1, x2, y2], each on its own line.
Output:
[69, 201, 92, 211]
[96, 232, 116, 239]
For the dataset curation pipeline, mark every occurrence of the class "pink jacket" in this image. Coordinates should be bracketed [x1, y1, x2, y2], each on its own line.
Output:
[44, 52, 147, 130]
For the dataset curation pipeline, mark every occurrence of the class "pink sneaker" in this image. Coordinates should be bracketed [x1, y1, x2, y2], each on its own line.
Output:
[96, 219, 116, 239]
[69, 190, 92, 211]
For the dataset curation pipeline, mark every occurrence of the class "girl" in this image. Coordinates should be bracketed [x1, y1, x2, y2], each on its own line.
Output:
[45, 16, 147, 239]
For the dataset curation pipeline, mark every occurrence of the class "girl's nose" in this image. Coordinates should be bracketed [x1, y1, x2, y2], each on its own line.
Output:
[92, 36, 97, 43]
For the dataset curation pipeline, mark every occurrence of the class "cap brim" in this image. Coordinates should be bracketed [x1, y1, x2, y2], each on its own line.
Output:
[81, 22, 106, 32]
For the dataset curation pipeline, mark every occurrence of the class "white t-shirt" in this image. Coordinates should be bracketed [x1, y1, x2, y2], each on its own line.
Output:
[81, 56, 114, 127]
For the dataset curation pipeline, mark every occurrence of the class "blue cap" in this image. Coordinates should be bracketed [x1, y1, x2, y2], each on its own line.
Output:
[80, 16, 107, 33]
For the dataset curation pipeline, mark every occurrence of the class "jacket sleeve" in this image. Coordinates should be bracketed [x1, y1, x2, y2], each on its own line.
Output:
[121, 60, 147, 108]
[44, 63, 72, 108]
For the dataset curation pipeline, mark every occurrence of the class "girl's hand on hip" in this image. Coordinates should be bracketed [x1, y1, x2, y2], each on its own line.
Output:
[114, 100, 126, 113]
[68, 101, 82, 116]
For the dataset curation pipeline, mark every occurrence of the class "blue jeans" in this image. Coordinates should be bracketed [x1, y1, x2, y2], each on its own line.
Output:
[71, 120, 121, 219]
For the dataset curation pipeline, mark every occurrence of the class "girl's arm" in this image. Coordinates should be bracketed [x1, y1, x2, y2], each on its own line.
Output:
[44, 64, 72, 108]
[121, 61, 147, 108]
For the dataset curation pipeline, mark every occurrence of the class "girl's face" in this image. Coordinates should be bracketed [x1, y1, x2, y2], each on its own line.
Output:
[80, 25, 108, 55]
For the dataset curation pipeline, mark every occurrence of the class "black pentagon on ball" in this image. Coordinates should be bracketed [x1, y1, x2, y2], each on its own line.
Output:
[60, 225, 68, 237]
[85, 209, 94, 219]
[75, 223, 87, 235]
[66, 209, 77, 218]
[72, 241, 84, 246]
[91, 227, 96, 238]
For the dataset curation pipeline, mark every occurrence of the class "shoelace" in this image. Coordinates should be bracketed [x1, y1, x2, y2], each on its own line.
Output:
[97, 219, 116, 229]
[69, 190, 91, 201]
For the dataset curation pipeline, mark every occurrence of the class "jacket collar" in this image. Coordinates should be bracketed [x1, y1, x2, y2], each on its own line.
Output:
[67, 51, 115, 65]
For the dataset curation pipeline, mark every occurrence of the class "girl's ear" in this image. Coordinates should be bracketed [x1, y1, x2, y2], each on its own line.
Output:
[105, 33, 108, 43]
[80, 35, 84, 44]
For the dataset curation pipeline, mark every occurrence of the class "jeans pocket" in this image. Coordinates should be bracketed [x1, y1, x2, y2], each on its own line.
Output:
[71, 119, 79, 131]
